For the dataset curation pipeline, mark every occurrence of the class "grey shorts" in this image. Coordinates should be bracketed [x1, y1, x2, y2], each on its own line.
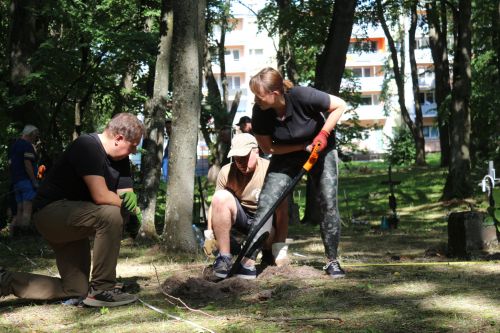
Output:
[232, 196, 273, 235]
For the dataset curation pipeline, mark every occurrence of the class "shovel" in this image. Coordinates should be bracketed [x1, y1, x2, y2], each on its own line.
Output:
[227, 142, 322, 277]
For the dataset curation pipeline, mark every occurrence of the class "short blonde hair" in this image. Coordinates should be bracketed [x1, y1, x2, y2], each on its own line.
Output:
[105, 113, 145, 141]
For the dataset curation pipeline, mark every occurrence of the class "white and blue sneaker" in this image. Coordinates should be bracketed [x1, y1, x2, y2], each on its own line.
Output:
[324, 260, 346, 279]
[212, 255, 233, 279]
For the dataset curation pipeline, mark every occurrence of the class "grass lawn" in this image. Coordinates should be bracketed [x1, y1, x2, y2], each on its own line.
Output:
[1, 154, 499, 332]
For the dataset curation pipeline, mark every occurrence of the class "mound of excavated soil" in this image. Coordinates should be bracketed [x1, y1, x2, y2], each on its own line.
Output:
[161, 265, 325, 303]
[162, 275, 256, 301]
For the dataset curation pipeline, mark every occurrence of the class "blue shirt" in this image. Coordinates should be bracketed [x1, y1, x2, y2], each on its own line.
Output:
[9, 139, 37, 183]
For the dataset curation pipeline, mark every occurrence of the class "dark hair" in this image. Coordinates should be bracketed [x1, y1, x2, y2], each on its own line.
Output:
[105, 113, 145, 141]
[249, 67, 294, 95]
[238, 116, 251, 126]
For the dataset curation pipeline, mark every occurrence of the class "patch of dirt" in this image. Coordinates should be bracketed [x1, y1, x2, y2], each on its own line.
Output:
[162, 274, 256, 301]
[160, 265, 324, 303]
[258, 265, 325, 280]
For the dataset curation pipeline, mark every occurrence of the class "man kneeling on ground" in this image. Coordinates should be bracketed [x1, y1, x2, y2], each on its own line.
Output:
[204, 133, 289, 279]
[0, 113, 144, 307]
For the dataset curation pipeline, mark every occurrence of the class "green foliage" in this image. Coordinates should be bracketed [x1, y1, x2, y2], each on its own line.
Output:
[257, 1, 334, 83]
[1, 0, 160, 161]
[385, 126, 416, 166]
[470, 0, 500, 167]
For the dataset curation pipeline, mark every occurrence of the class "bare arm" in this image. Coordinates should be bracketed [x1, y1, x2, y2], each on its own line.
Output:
[321, 95, 347, 134]
[83, 175, 122, 207]
[255, 134, 307, 155]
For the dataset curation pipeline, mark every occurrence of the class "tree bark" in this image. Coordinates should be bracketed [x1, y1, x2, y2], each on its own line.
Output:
[162, 0, 201, 252]
[426, 0, 451, 167]
[442, 0, 472, 200]
[314, 0, 357, 96]
[375, 0, 422, 165]
[408, 1, 426, 166]
[7, 0, 47, 124]
[303, 0, 356, 225]
[276, 0, 300, 83]
[138, 0, 173, 240]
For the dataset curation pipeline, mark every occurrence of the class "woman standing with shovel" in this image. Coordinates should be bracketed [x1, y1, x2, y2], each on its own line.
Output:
[235, 67, 347, 279]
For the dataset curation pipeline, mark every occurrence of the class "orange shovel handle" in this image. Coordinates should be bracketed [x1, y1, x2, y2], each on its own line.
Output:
[303, 142, 321, 172]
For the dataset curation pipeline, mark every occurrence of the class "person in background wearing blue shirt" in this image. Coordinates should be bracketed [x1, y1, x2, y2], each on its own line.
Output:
[8, 125, 40, 237]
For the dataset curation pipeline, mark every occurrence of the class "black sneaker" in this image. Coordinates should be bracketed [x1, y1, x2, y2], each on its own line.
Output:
[213, 255, 233, 279]
[83, 286, 138, 307]
[324, 260, 346, 279]
[235, 264, 257, 280]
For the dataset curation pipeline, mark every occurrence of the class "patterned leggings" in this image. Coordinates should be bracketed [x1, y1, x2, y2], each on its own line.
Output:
[249, 147, 341, 260]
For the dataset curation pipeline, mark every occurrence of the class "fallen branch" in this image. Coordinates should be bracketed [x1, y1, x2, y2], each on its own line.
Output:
[151, 263, 216, 318]
[139, 299, 216, 333]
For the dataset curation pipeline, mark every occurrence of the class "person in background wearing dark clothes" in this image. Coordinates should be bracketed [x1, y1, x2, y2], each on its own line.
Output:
[0, 113, 144, 307]
[237, 116, 253, 134]
[8, 125, 40, 237]
[240, 67, 348, 278]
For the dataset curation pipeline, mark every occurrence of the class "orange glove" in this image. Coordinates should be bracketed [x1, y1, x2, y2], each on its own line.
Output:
[312, 130, 330, 152]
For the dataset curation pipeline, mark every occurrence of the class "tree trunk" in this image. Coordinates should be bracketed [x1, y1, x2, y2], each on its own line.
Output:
[376, 0, 421, 165]
[138, 0, 173, 240]
[276, 0, 300, 83]
[408, 1, 426, 166]
[302, 0, 356, 225]
[162, 0, 201, 252]
[442, 0, 472, 200]
[7, 0, 46, 124]
[426, 0, 451, 167]
[314, 0, 357, 96]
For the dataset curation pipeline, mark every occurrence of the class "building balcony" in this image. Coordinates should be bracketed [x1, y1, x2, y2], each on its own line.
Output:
[357, 76, 385, 92]
[418, 75, 435, 90]
[343, 104, 386, 122]
[414, 48, 433, 63]
[346, 52, 387, 66]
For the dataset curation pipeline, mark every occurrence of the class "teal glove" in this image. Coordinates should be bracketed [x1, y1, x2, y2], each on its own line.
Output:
[119, 192, 138, 214]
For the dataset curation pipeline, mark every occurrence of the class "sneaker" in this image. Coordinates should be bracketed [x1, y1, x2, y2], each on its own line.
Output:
[235, 264, 257, 280]
[212, 255, 233, 279]
[83, 286, 138, 307]
[324, 260, 346, 279]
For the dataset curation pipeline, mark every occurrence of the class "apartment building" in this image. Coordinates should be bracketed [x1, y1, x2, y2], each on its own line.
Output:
[210, 1, 277, 127]
[342, 22, 439, 155]
[215, 3, 439, 155]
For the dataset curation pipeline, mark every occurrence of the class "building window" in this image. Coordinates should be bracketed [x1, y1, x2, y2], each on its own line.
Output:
[416, 37, 430, 49]
[348, 40, 378, 53]
[419, 91, 435, 104]
[349, 66, 378, 78]
[423, 126, 439, 139]
[359, 94, 380, 105]
[227, 76, 241, 90]
[249, 48, 263, 56]
[225, 49, 240, 61]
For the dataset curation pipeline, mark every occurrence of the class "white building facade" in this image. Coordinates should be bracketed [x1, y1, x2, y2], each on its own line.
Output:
[210, 1, 278, 127]
[214, 3, 439, 155]
[342, 19, 439, 155]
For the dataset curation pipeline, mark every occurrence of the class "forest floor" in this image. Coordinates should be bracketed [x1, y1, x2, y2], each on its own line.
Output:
[1, 156, 500, 332]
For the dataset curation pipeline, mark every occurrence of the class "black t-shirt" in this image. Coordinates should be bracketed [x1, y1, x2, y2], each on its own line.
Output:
[252, 86, 330, 145]
[34, 133, 132, 210]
